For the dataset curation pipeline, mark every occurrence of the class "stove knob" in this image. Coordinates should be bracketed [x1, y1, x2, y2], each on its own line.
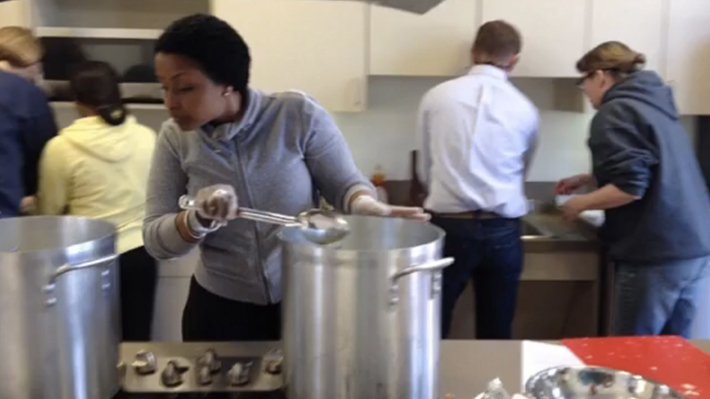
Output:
[263, 349, 283, 375]
[227, 362, 252, 386]
[117, 361, 127, 382]
[132, 350, 157, 375]
[198, 348, 222, 373]
[197, 365, 213, 386]
[161, 360, 188, 387]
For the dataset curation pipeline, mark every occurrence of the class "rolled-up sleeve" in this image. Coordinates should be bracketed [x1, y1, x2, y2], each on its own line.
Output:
[416, 98, 432, 187]
[21, 87, 58, 196]
[142, 126, 197, 259]
[300, 97, 373, 211]
[589, 108, 658, 198]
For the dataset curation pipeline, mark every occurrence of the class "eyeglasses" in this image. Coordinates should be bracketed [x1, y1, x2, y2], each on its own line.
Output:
[576, 68, 622, 88]
[576, 71, 596, 88]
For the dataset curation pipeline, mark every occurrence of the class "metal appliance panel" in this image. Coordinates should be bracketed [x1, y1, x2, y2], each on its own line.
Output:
[39, 36, 162, 103]
[120, 342, 283, 393]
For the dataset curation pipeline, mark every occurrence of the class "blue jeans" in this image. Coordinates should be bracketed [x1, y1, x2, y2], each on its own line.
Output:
[431, 215, 523, 339]
[613, 255, 710, 337]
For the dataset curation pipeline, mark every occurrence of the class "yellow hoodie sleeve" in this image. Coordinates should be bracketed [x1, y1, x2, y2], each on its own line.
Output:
[38, 137, 71, 215]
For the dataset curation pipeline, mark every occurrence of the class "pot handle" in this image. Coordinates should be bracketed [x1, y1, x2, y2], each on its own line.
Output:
[391, 258, 454, 283]
[45, 254, 119, 306]
[389, 257, 454, 305]
[49, 254, 118, 284]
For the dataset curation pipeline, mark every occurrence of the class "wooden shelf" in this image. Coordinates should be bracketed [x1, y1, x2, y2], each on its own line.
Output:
[50, 101, 165, 111]
[30, 0, 208, 31]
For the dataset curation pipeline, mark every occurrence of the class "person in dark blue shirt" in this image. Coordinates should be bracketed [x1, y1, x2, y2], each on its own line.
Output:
[557, 41, 710, 338]
[0, 27, 57, 218]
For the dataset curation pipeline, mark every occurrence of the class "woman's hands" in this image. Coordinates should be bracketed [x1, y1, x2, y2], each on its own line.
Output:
[350, 195, 431, 221]
[555, 173, 595, 195]
[560, 196, 588, 223]
[180, 185, 432, 243]
[193, 184, 239, 225]
[20, 196, 37, 215]
[180, 185, 239, 242]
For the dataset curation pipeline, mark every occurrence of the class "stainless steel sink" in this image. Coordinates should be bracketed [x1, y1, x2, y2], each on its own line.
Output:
[521, 220, 556, 239]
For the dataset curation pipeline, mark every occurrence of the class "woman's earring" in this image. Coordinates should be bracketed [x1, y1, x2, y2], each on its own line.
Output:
[223, 91, 230, 97]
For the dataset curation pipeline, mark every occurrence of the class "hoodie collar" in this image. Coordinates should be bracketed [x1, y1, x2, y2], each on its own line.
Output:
[61, 114, 136, 162]
[602, 71, 678, 120]
[202, 88, 262, 142]
[70, 114, 136, 129]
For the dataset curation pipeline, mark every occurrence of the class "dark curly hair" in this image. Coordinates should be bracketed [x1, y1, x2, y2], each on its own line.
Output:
[155, 14, 251, 102]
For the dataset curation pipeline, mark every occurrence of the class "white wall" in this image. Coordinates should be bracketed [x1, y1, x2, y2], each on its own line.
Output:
[51, 77, 695, 182]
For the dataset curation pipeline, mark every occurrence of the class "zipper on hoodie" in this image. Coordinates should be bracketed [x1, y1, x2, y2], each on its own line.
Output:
[229, 140, 272, 304]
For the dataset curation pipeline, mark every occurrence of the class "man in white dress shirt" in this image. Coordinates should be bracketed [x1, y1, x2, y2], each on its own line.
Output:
[417, 20, 539, 339]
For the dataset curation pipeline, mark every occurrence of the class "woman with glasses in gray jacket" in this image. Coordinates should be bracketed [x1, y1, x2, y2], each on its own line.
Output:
[558, 42, 710, 337]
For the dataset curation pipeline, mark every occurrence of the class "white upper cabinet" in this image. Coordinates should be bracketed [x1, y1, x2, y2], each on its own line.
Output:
[211, 0, 368, 112]
[369, 0, 477, 76]
[590, 0, 665, 75]
[0, 0, 30, 27]
[480, 0, 586, 77]
[667, 0, 710, 115]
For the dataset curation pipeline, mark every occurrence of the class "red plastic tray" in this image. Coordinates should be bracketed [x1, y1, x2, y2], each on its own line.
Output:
[562, 336, 710, 398]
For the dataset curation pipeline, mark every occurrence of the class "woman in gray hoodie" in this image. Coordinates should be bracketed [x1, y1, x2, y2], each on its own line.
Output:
[557, 41, 710, 337]
[144, 14, 428, 342]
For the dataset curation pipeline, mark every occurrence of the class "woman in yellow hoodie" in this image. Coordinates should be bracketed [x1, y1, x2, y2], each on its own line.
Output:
[38, 61, 157, 341]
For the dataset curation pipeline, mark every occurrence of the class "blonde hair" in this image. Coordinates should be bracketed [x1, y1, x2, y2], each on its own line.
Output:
[0, 27, 43, 68]
[576, 41, 645, 80]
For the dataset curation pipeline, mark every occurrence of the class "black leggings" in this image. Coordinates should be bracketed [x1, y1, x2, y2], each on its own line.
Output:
[182, 277, 281, 341]
[119, 246, 157, 341]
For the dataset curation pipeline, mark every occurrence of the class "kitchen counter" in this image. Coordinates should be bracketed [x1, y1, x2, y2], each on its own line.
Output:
[450, 210, 603, 339]
[383, 180, 599, 253]
[442, 340, 710, 397]
[116, 340, 710, 399]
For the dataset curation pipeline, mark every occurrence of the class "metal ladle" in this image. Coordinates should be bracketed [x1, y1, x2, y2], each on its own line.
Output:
[178, 195, 350, 245]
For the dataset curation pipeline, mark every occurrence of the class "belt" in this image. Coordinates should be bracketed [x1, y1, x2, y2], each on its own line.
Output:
[430, 210, 502, 220]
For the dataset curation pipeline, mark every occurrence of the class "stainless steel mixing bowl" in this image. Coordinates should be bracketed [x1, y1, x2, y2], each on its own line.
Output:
[525, 366, 686, 399]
